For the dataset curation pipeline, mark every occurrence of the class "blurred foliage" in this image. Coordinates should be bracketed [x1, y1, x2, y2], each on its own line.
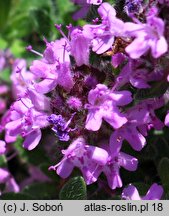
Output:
[0, 68, 11, 84]
[0, 0, 77, 57]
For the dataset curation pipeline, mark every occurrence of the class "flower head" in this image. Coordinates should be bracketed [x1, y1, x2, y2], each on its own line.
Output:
[49, 137, 109, 184]
[67, 96, 82, 110]
[47, 113, 76, 141]
[101, 144, 138, 190]
[0, 168, 20, 194]
[30, 38, 74, 94]
[83, 3, 125, 54]
[85, 84, 132, 131]
[124, 0, 143, 16]
[5, 96, 50, 150]
[110, 98, 164, 151]
[124, 14, 168, 58]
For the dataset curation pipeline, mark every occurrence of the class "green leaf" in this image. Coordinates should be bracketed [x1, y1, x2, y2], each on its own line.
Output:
[22, 182, 58, 199]
[30, 8, 52, 38]
[0, 38, 8, 49]
[54, 0, 74, 19]
[0, 68, 11, 84]
[10, 40, 27, 57]
[0, 155, 7, 168]
[1, 192, 34, 200]
[158, 157, 169, 191]
[59, 176, 87, 200]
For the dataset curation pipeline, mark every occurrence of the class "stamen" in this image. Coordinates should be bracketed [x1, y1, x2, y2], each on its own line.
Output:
[55, 24, 69, 43]
[43, 37, 49, 44]
[18, 97, 30, 109]
[62, 41, 67, 62]
[16, 66, 27, 84]
[26, 45, 43, 57]
[66, 23, 73, 31]
[64, 112, 76, 130]
[66, 24, 73, 40]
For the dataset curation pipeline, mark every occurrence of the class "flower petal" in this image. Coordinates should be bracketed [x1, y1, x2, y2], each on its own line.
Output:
[23, 129, 41, 150]
[57, 159, 74, 178]
[88, 146, 108, 165]
[110, 90, 132, 106]
[143, 183, 163, 200]
[119, 152, 138, 171]
[85, 110, 103, 131]
[125, 38, 149, 59]
[122, 184, 141, 200]
[124, 126, 146, 151]
[150, 36, 168, 58]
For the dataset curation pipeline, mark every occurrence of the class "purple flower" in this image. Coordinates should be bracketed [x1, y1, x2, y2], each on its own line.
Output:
[25, 87, 51, 112]
[84, 75, 98, 88]
[0, 55, 6, 71]
[70, 27, 90, 66]
[86, 0, 102, 5]
[72, 2, 90, 20]
[111, 53, 127, 68]
[0, 85, 9, 114]
[124, 14, 168, 58]
[72, 0, 102, 6]
[122, 183, 163, 200]
[158, 0, 169, 6]
[116, 59, 163, 89]
[0, 99, 6, 114]
[0, 85, 8, 95]
[0, 168, 20, 194]
[124, 0, 143, 16]
[101, 144, 138, 190]
[71, 0, 102, 20]
[83, 3, 125, 54]
[5, 96, 50, 150]
[49, 137, 108, 184]
[110, 98, 164, 151]
[47, 114, 75, 141]
[0, 110, 17, 143]
[11, 59, 35, 99]
[67, 96, 82, 110]
[30, 38, 74, 94]
[85, 84, 132, 131]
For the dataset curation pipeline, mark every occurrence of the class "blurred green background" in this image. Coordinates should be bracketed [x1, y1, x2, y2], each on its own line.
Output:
[0, 0, 79, 58]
